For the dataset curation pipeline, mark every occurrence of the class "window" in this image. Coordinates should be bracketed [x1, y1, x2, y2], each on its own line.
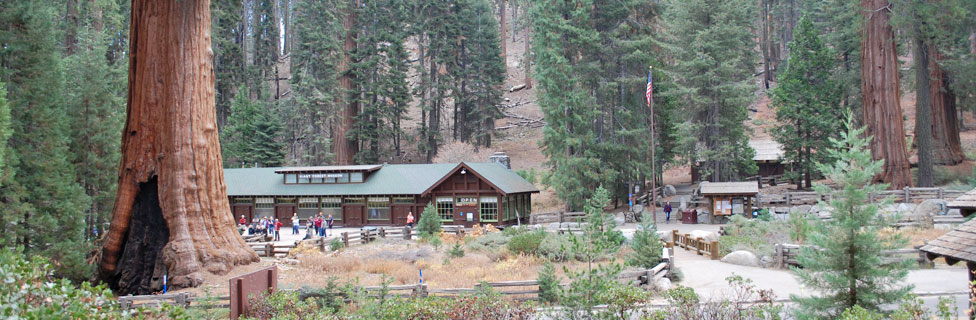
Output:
[255, 197, 274, 221]
[298, 175, 311, 183]
[322, 197, 341, 221]
[350, 172, 364, 183]
[344, 197, 365, 205]
[232, 197, 252, 205]
[336, 173, 350, 183]
[393, 197, 414, 204]
[298, 197, 319, 220]
[479, 196, 498, 222]
[436, 197, 454, 221]
[367, 197, 390, 221]
[276, 197, 296, 205]
[285, 174, 297, 184]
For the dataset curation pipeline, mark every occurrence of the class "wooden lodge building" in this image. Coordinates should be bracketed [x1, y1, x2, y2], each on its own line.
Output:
[224, 162, 539, 228]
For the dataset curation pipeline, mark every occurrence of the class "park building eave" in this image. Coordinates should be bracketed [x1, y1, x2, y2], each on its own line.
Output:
[224, 162, 539, 197]
[699, 181, 760, 196]
[921, 188, 976, 266]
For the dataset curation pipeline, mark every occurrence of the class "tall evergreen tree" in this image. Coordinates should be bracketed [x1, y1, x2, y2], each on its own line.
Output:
[661, 0, 757, 182]
[772, 16, 843, 189]
[349, 0, 412, 164]
[222, 85, 285, 167]
[287, 0, 346, 165]
[454, 0, 505, 148]
[801, 0, 863, 115]
[212, 0, 246, 128]
[0, 2, 91, 280]
[65, 26, 125, 243]
[0, 83, 11, 177]
[792, 114, 913, 319]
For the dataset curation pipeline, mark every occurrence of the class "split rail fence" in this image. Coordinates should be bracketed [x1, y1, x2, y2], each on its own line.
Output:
[247, 226, 475, 258]
[756, 187, 966, 207]
[773, 243, 934, 269]
[672, 230, 720, 260]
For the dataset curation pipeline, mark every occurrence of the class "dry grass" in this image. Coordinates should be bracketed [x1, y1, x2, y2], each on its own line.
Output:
[898, 227, 949, 247]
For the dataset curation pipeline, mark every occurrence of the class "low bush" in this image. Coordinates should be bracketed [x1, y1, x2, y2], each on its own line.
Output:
[0, 247, 122, 319]
[466, 231, 510, 252]
[448, 243, 465, 258]
[537, 262, 559, 304]
[718, 215, 791, 257]
[537, 233, 573, 262]
[329, 238, 344, 251]
[416, 203, 442, 238]
[507, 229, 547, 255]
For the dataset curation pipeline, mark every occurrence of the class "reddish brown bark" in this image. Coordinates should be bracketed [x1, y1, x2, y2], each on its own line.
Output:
[99, 0, 258, 295]
[928, 47, 964, 165]
[335, 0, 359, 165]
[860, 0, 913, 189]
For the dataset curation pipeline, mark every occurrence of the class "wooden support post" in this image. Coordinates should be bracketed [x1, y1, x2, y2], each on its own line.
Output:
[404, 227, 412, 240]
[904, 187, 911, 203]
[869, 192, 876, 203]
[672, 230, 678, 246]
[342, 232, 349, 247]
[319, 238, 325, 252]
[938, 188, 944, 199]
[379, 227, 386, 238]
[786, 193, 792, 206]
[266, 243, 274, 257]
[710, 241, 719, 260]
[775, 244, 783, 269]
[557, 211, 564, 224]
[696, 237, 702, 255]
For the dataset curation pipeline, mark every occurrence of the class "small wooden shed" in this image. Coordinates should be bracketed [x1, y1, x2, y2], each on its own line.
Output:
[920, 188, 976, 319]
[699, 182, 759, 223]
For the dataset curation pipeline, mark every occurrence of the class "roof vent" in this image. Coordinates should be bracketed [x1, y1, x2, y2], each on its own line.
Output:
[489, 152, 511, 169]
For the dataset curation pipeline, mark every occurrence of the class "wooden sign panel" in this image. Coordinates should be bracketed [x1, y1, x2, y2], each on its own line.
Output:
[229, 266, 278, 319]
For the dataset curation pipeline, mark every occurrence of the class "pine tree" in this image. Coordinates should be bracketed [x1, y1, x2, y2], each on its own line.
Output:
[454, 0, 505, 149]
[64, 25, 125, 243]
[0, 82, 11, 187]
[0, 2, 91, 280]
[221, 85, 284, 167]
[416, 202, 441, 238]
[626, 213, 663, 269]
[411, 0, 462, 162]
[791, 114, 913, 319]
[801, 0, 863, 115]
[560, 186, 624, 318]
[249, 106, 287, 167]
[288, 0, 346, 165]
[772, 16, 843, 189]
[212, 0, 246, 128]
[661, 0, 758, 182]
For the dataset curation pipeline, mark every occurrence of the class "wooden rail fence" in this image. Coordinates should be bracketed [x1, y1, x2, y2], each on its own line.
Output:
[672, 230, 720, 260]
[774, 244, 933, 269]
[529, 211, 587, 225]
[118, 292, 230, 311]
[756, 187, 965, 207]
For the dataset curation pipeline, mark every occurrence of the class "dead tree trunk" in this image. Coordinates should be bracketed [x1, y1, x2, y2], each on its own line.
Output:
[929, 47, 964, 165]
[99, 0, 259, 296]
[335, 0, 359, 165]
[860, 0, 913, 189]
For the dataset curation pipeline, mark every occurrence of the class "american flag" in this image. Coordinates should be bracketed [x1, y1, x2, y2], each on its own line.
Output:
[646, 69, 653, 107]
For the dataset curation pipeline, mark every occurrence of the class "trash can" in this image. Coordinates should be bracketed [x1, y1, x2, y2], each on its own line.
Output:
[681, 209, 698, 224]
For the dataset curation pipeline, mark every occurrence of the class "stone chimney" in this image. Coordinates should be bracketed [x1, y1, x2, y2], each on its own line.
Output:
[489, 152, 511, 169]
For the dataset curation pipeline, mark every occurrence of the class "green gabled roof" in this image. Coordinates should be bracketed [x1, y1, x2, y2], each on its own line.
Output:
[224, 162, 538, 197]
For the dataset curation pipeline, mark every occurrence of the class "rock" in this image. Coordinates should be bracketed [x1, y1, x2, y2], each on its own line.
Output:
[614, 216, 626, 226]
[654, 277, 672, 291]
[663, 185, 677, 197]
[914, 199, 947, 217]
[790, 205, 812, 215]
[547, 223, 561, 230]
[721, 250, 761, 267]
[760, 256, 773, 268]
[656, 230, 672, 242]
[688, 230, 718, 242]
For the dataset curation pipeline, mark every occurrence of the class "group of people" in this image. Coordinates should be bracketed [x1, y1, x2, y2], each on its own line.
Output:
[307, 212, 334, 238]
[240, 215, 283, 241]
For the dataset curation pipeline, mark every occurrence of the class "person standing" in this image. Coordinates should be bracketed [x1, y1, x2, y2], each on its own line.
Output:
[291, 212, 300, 235]
[664, 201, 673, 224]
[406, 211, 415, 228]
[315, 212, 325, 237]
[327, 214, 335, 237]
[239, 215, 247, 226]
[273, 218, 282, 241]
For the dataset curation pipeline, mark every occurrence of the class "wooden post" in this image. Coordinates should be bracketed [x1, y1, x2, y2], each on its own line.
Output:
[404, 227, 412, 240]
[775, 244, 783, 269]
[695, 237, 702, 255]
[938, 188, 944, 199]
[342, 232, 349, 247]
[869, 192, 876, 203]
[266, 243, 274, 258]
[557, 211, 564, 224]
[672, 230, 678, 246]
[319, 238, 325, 252]
[379, 227, 386, 238]
[786, 193, 792, 206]
[710, 241, 719, 260]
[904, 187, 911, 203]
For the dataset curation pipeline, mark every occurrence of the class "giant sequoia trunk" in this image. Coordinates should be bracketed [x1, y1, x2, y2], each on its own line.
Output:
[99, 0, 259, 295]
[860, 0, 913, 189]
[335, 0, 359, 165]
[928, 47, 964, 165]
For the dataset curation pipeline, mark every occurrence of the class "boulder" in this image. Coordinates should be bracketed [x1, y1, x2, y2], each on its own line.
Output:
[654, 277, 672, 291]
[760, 255, 774, 268]
[688, 230, 718, 242]
[790, 205, 812, 215]
[547, 223, 561, 230]
[721, 250, 761, 267]
[663, 185, 677, 197]
[614, 215, 626, 226]
[656, 230, 672, 242]
[914, 199, 947, 217]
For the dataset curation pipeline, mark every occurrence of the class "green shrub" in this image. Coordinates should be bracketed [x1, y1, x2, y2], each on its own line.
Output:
[448, 243, 465, 258]
[507, 229, 546, 255]
[627, 213, 663, 269]
[839, 305, 883, 320]
[787, 211, 812, 243]
[416, 203, 442, 238]
[329, 238, 344, 251]
[537, 262, 559, 304]
[717, 215, 789, 256]
[0, 247, 121, 319]
[537, 233, 573, 262]
[466, 231, 510, 252]
[756, 208, 772, 221]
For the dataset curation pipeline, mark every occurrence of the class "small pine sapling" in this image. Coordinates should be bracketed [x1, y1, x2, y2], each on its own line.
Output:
[626, 213, 663, 269]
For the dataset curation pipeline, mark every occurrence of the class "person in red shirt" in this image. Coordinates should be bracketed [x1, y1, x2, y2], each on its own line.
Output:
[273, 218, 283, 241]
[314, 212, 324, 237]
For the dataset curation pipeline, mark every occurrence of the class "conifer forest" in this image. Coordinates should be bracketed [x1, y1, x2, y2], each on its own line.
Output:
[1, 0, 976, 319]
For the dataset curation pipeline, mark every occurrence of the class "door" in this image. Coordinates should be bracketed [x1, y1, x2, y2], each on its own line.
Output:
[275, 205, 297, 226]
[454, 196, 478, 227]
[343, 205, 365, 227]
[232, 205, 253, 223]
[392, 205, 412, 226]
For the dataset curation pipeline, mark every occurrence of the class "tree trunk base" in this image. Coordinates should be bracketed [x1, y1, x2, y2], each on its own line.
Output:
[112, 178, 170, 295]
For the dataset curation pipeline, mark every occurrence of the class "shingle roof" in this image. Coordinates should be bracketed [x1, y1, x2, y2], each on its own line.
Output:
[274, 165, 382, 173]
[749, 140, 784, 162]
[920, 218, 976, 265]
[224, 162, 538, 197]
[948, 188, 976, 215]
[699, 182, 759, 195]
